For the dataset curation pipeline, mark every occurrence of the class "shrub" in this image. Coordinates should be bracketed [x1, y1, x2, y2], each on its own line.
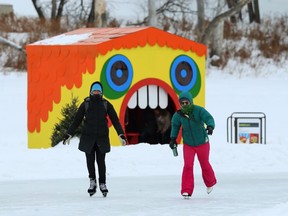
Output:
[50, 95, 82, 147]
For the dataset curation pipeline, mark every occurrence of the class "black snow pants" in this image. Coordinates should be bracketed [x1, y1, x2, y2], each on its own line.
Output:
[85, 142, 106, 184]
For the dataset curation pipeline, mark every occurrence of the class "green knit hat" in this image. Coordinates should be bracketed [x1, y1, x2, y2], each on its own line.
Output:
[179, 91, 194, 114]
[179, 91, 193, 104]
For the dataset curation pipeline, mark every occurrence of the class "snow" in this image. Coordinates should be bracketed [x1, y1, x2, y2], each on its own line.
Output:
[32, 32, 93, 45]
[1, 69, 288, 215]
[1, 0, 288, 215]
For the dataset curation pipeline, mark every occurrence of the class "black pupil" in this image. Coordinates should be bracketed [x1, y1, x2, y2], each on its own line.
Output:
[175, 61, 193, 86]
[111, 61, 128, 86]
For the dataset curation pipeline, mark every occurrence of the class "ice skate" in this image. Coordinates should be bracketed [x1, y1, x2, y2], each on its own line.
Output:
[207, 186, 213, 194]
[99, 183, 108, 197]
[182, 192, 191, 199]
[88, 178, 97, 197]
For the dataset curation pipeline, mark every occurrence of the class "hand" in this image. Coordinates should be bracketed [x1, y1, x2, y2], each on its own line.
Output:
[206, 126, 213, 135]
[63, 134, 72, 145]
[169, 138, 177, 149]
[119, 134, 128, 146]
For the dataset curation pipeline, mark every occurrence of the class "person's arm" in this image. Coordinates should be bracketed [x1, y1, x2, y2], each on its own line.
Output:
[106, 101, 124, 135]
[66, 102, 86, 136]
[200, 107, 215, 129]
[106, 101, 127, 145]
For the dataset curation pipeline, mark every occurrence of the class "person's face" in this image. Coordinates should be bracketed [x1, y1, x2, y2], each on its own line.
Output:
[91, 90, 102, 95]
[180, 100, 190, 106]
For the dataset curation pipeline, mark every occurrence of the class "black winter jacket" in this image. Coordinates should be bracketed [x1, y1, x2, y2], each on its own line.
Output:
[67, 95, 124, 154]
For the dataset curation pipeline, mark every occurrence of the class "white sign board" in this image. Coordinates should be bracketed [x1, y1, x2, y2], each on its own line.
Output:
[237, 118, 261, 144]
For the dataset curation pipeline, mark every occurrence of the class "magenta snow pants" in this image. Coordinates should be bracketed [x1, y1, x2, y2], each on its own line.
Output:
[181, 142, 217, 196]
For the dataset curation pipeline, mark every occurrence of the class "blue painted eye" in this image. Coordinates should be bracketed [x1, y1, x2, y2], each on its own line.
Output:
[170, 55, 197, 92]
[106, 55, 133, 92]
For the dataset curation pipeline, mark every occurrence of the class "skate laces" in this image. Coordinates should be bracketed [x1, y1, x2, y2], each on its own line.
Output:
[99, 183, 107, 191]
[89, 179, 97, 189]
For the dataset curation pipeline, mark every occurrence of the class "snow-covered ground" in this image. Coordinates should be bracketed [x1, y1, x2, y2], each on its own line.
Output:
[1, 1, 288, 215]
[0, 70, 288, 216]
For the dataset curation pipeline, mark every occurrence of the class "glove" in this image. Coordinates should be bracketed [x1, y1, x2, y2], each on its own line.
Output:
[206, 126, 213, 135]
[119, 134, 128, 146]
[169, 137, 177, 149]
[63, 134, 72, 145]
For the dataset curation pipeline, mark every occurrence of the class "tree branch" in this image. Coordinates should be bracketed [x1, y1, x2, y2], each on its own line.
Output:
[201, 0, 252, 44]
[31, 0, 46, 22]
[0, 36, 25, 53]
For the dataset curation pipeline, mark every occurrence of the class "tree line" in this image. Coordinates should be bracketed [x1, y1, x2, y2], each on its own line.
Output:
[30, 0, 260, 57]
[1, 0, 262, 68]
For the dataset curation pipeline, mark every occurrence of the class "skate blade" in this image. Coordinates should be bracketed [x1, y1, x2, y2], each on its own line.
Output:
[182, 192, 191, 199]
[207, 186, 213, 194]
[89, 192, 96, 197]
[102, 192, 108, 197]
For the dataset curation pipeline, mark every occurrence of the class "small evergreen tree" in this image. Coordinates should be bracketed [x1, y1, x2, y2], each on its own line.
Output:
[50, 95, 83, 146]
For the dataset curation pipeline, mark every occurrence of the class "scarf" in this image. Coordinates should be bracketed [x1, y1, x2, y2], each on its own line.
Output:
[181, 103, 194, 114]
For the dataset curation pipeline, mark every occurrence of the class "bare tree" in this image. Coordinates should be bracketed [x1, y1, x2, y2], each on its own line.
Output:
[226, 0, 243, 23]
[87, 0, 107, 27]
[148, 0, 157, 27]
[210, 0, 226, 57]
[200, 0, 252, 47]
[31, 0, 106, 29]
[31, 0, 46, 23]
[226, 0, 259, 23]
[247, 0, 260, 23]
[52, 0, 65, 30]
[32, 0, 68, 30]
[130, 0, 192, 31]
[87, 0, 96, 26]
[196, 0, 205, 40]
[51, 0, 57, 19]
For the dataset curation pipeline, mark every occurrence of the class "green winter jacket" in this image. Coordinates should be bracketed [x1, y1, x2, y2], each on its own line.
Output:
[170, 92, 215, 147]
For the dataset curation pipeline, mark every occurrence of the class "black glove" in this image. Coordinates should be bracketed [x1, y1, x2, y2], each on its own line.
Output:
[63, 134, 72, 145]
[169, 138, 177, 149]
[206, 126, 213, 135]
[119, 134, 128, 146]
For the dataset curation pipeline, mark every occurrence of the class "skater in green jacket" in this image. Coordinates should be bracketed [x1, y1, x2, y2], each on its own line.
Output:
[170, 91, 217, 198]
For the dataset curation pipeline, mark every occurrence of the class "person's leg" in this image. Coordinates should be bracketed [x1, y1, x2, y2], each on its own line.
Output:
[95, 144, 106, 184]
[95, 144, 108, 196]
[181, 144, 196, 195]
[85, 150, 96, 180]
[196, 142, 217, 187]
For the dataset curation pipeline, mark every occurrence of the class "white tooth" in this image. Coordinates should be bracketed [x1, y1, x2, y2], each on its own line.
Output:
[138, 86, 148, 109]
[148, 85, 158, 109]
[128, 91, 137, 109]
[159, 87, 168, 109]
[127, 85, 168, 109]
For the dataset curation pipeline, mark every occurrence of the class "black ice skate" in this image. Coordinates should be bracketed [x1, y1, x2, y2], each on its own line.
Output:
[99, 183, 108, 197]
[88, 178, 97, 197]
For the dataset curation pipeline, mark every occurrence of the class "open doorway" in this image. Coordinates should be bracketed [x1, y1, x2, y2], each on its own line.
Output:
[124, 95, 176, 144]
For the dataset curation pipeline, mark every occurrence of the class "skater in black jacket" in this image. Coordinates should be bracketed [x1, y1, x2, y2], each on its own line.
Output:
[63, 81, 127, 197]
